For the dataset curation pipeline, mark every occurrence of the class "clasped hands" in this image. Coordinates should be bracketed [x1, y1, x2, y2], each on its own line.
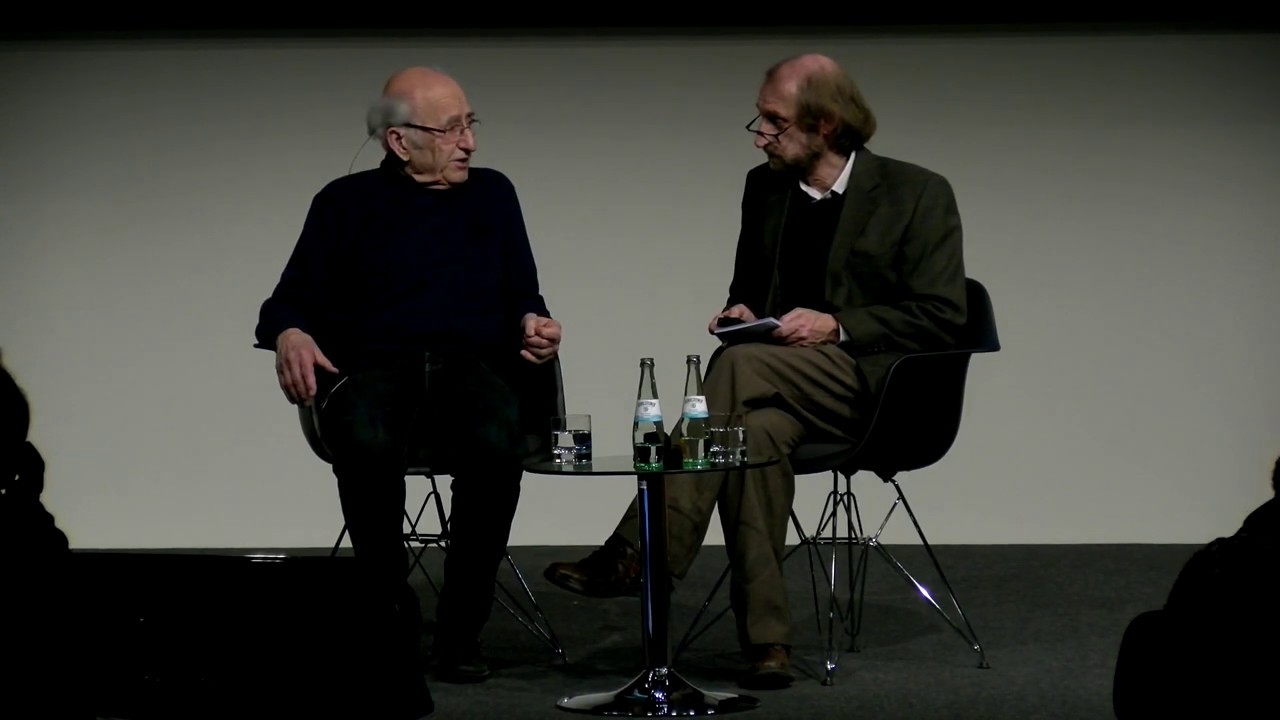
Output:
[521, 312, 562, 364]
[707, 304, 841, 347]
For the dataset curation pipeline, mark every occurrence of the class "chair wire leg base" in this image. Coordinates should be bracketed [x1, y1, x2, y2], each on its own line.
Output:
[403, 477, 447, 594]
[675, 471, 868, 688]
[673, 512, 810, 664]
[867, 477, 989, 669]
[340, 474, 569, 664]
[805, 471, 864, 685]
[495, 552, 569, 663]
[674, 471, 990, 683]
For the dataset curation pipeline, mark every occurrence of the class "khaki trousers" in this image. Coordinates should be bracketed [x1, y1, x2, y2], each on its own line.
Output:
[612, 342, 866, 649]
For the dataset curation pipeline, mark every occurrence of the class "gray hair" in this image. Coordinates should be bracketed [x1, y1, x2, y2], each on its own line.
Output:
[365, 96, 414, 151]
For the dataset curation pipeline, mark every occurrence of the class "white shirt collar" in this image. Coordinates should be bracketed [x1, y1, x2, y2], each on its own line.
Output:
[799, 151, 855, 200]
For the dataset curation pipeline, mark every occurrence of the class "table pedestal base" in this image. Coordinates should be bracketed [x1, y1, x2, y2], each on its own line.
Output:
[556, 667, 759, 716]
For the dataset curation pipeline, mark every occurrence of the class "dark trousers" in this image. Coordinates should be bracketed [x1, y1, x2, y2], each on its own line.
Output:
[316, 350, 528, 659]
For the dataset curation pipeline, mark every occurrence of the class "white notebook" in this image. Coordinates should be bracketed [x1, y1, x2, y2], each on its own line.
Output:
[712, 317, 782, 344]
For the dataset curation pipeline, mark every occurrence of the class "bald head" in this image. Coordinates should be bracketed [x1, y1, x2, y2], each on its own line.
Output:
[382, 66, 463, 109]
[766, 53, 843, 90]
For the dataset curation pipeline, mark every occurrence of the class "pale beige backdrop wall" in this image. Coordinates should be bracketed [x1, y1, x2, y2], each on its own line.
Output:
[1, 30, 1277, 549]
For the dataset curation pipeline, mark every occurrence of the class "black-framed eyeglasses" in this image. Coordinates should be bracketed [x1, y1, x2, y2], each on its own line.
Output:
[746, 114, 791, 143]
[400, 117, 481, 141]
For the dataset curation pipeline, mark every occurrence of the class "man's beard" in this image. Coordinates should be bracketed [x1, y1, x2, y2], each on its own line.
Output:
[766, 139, 825, 176]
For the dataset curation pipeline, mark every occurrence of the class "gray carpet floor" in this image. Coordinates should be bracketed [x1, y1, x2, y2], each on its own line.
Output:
[412, 543, 1189, 720]
[73, 542, 1195, 720]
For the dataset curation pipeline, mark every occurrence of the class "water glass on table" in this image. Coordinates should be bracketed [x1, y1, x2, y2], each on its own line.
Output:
[707, 412, 747, 465]
[551, 413, 593, 464]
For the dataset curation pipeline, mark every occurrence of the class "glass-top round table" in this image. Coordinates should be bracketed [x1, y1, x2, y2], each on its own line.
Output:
[524, 453, 780, 716]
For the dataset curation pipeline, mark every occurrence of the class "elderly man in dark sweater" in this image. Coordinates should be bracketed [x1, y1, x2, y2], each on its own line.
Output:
[255, 66, 561, 708]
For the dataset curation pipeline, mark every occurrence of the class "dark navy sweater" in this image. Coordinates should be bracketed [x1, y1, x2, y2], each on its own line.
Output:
[255, 154, 550, 369]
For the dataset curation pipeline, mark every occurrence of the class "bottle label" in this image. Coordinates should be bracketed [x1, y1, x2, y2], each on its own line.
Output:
[635, 399, 662, 423]
[682, 395, 709, 419]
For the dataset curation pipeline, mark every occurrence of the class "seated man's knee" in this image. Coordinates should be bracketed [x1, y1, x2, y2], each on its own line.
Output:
[713, 344, 761, 375]
[434, 360, 527, 462]
[744, 407, 800, 452]
[324, 417, 406, 470]
[480, 412, 523, 458]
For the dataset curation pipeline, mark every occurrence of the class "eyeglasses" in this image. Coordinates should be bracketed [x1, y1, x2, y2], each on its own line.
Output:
[400, 117, 481, 141]
[745, 114, 791, 144]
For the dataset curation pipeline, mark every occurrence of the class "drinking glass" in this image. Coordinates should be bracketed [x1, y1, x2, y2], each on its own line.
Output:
[551, 414, 593, 464]
[707, 412, 747, 465]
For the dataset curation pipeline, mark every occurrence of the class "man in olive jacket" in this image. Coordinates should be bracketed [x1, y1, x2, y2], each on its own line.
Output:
[544, 53, 967, 689]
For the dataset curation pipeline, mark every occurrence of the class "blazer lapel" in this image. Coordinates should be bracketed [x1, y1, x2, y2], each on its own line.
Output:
[826, 150, 881, 297]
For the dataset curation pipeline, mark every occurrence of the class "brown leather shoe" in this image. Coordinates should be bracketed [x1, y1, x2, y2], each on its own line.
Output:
[738, 644, 794, 690]
[543, 534, 642, 598]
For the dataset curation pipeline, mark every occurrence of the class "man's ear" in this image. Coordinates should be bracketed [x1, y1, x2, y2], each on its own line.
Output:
[818, 116, 837, 141]
[385, 128, 413, 162]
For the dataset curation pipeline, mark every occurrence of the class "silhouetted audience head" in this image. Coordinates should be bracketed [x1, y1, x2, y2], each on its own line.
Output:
[1, 351, 47, 502]
[1, 350, 29, 440]
[1, 349, 33, 490]
[1, 352, 91, 719]
[1272, 454, 1279, 496]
